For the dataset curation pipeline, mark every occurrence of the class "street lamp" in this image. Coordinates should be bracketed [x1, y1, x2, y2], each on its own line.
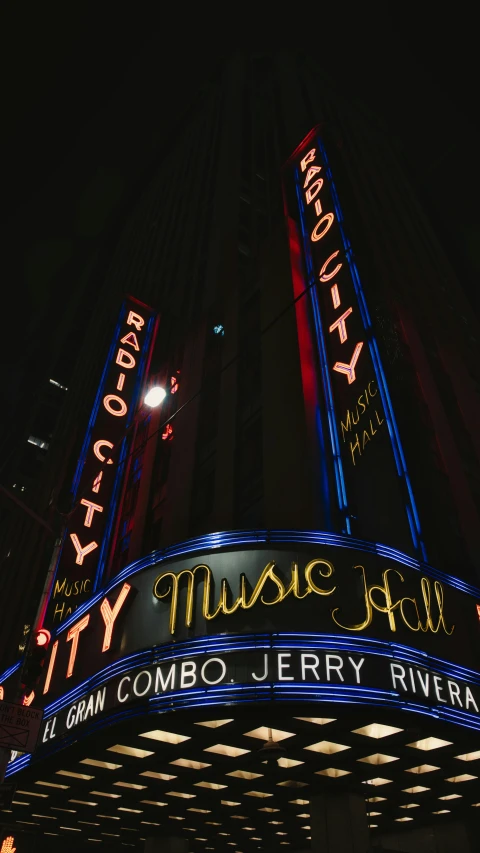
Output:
[143, 386, 167, 408]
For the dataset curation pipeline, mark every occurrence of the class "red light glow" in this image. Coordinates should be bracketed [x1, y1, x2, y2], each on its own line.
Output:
[43, 640, 58, 694]
[35, 629, 51, 647]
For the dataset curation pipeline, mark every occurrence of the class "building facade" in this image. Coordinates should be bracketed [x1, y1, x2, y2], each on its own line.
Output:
[2, 53, 480, 853]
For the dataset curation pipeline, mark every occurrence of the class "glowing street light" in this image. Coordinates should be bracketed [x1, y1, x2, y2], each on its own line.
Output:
[143, 386, 167, 408]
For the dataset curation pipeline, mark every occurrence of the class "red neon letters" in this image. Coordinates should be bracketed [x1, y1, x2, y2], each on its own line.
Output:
[299, 148, 363, 384]
[43, 640, 59, 694]
[44, 584, 131, 691]
[100, 583, 131, 652]
[67, 308, 146, 576]
[66, 614, 90, 678]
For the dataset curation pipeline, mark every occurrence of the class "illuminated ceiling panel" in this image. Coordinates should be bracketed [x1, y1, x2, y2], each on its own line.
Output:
[166, 792, 196, 799]
[352, 724, 403, 739]
[139, 730, 190, 744]
[407, 738, 452, 751]
[56, 771, 94, 780]
[107, 745, 154, 758]
[315, 768, 351, 778]
[204, 744, 250, 758]
[406, 764, 441, 774]
[90, 791, 121, 799]
[444, 774, 478, 783]
[226, 770, 263, 780]
[402, 786, 430, 794]
[304, 740, 350, 754]
[140, 771, 176, 781]
[455, 750, 480, 761]
[170, 759, 211, 770]
[243, 728, 295, 741]
[80, 759, 122, 770]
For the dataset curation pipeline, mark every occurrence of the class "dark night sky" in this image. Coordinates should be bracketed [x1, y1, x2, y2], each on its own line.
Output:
[1, 10, 479, 406]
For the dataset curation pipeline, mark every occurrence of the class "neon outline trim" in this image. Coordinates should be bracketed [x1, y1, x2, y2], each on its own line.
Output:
[66, 615, 90, 678]
[100, 583, 131, 652]
[329, 307, 353, 343]
[333, 342, 364, 383]
[70, 534, 98, 566]
[315, 133, 426, 559]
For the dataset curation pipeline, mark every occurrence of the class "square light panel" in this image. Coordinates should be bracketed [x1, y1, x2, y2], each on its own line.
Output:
[243, 727, 295, 741]
[56, 771, 93, 780]
[315, 768, 351, 779]
[227, 770, 263, 780]
[204, 744, 250, 758]
[402, 787, 430, 794]
[444, 774, 478, 783]
[107, 745, 153, 758]
[352, 723, 403, 739]
[140, 771, 176, 781]
[294, 717, 335, 725]
[139, 730, 190, 744]
[405, 765, 440, 774]
[304, 741, 349, 755]
[170, 759, 211, 770]
[456, 751, 480, 761]
[357, 754, 399, 765]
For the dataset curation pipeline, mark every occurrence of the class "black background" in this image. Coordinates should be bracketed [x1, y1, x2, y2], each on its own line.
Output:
[1, 13, 479, 427]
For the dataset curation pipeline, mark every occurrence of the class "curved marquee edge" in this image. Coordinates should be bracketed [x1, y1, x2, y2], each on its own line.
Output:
[7, 678, 480, 780]
[49, 529, 480, 642]
[43, 631, 480, 720]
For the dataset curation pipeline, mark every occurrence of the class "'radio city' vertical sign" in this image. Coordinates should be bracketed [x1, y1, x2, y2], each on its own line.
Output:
[45, 297, 157, 625]
[283, 127, 425, 557]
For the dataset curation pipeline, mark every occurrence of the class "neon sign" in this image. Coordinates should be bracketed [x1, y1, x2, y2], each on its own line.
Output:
[152, 560, 454, 637]
[44, 298, 157, 625]
[38, 644, 480, 749]
[37, 540, 480, 708]
[283, 128, 425, 555]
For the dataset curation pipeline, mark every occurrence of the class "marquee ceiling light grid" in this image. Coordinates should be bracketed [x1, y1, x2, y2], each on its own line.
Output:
[4, 705, 480, 850]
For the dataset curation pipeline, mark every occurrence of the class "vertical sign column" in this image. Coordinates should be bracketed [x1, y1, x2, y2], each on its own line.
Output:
[45, 297, 157, 625]
[283, 128, 425, 556]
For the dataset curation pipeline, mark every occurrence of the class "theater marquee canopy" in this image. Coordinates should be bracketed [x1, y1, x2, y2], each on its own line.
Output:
[3, 530, 480, 848]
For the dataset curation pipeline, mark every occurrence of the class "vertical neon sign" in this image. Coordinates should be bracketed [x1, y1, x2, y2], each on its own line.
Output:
[283, 127, 426, 558]
[44, 297, 157, 626]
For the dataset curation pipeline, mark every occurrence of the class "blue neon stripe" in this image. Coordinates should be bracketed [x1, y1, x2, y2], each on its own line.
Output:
[71, 304, 127, 498]
[9, 672, 480, 776]
[0, 660, 21, 684]
[294, 171, 350, 533]
[316, 136, 427, 561]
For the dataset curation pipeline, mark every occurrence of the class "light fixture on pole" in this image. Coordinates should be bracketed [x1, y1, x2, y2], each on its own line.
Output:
[143, 386, 167, 408]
